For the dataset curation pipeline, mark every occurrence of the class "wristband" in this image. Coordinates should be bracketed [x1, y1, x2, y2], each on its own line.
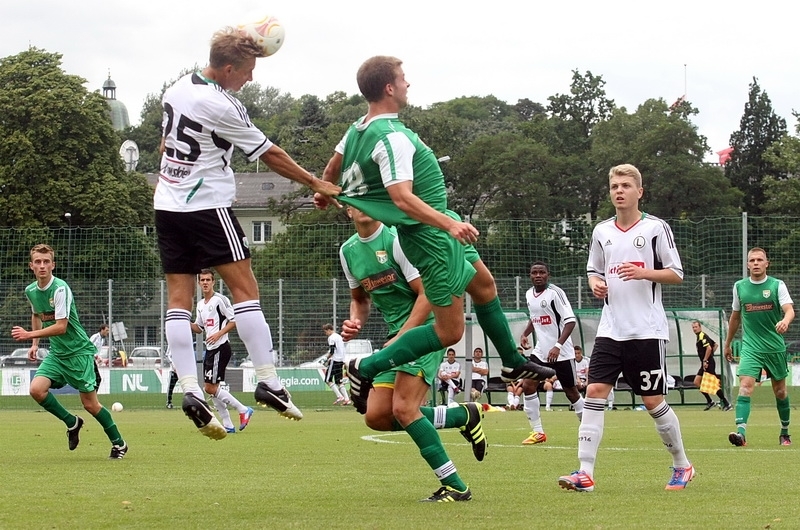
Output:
[554, 342, 563, 349]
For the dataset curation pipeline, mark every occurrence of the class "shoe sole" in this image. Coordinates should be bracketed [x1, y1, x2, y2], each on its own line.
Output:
[255, 384, 304, 420]
[558, 478, 594, 492]
[182, 394, 228, 440]
[665, 466, 696, 490]
[67, 416, 85, 451]
[728, 432, 746, 447]
[522, 438, 546, 445]
[500, 361, 556, 383]
[199, 418, 228, 440]
[460, 403, 487, 462]
[239, 408, 254, 431]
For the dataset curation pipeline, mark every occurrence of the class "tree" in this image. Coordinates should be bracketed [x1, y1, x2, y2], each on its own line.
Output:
[725, 77, 787, 213]
[762, 112, 800, 214]
[0, 48, 153, 228]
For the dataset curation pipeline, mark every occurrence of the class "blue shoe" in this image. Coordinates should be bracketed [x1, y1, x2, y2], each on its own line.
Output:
[239, 407, 254, 431]
[225, 427, 236, 434]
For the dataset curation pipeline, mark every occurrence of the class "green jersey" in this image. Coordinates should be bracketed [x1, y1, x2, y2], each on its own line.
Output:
[340, 224, 431, 334]
[734, 276, 792, 355]
[336, 113, 447, 226]
[25, 276, 95, 358]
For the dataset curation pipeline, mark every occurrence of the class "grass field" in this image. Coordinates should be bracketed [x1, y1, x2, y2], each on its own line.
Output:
[1, 387, 799, 529]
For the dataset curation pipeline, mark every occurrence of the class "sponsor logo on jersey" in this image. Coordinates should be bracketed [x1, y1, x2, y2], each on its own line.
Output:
[744, 302, 774, 312]
[375, 250, 388, 264]
[532, 315, 552, 325]
[359, 269, 398, 292]
[39, 310, 56, 322]
[763, 290, 771, 298]
[205, 318, 215, 327]
[607, 262, 645, 276]
[633, 235, 646, 249]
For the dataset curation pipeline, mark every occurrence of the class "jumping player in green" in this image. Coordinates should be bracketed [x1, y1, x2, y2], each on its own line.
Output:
[723, 247, 794, 447]
[341, 206, 486, 502]
[314, 56, 554, 413]
[11, 244, 128, 458]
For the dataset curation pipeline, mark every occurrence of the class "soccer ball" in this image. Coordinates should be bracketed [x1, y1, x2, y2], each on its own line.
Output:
[111, 402, 124, 412]
[237, 15, 285, 57]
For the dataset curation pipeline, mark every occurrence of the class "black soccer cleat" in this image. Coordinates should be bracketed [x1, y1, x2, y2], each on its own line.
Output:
[182, 393, 227, 440]
[500, 360, 556, 383]
[67, 416, 84, 451]
[728, 432, 747, 447]
[254, 382, 303, 420]
[459, 402, 487, 462]
[347, 358, 373, 415]
[420, 486, 472, 502]
[109, 442, 129, 459]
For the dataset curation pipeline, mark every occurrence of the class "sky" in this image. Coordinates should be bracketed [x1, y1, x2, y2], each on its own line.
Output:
[2, 0, 798, 163]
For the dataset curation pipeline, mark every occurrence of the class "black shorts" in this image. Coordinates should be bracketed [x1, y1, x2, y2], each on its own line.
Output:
[155, 208, 250, 274]
[326, 360, 344, 384]
[203, 342, 233, 384]
[588, 337, 668, 396]
[530, 356, 578, 389]
[471, 379, 486, 393]
[696, 356, 718, 378]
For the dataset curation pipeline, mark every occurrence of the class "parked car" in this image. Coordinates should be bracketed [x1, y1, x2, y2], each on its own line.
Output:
[1, 347, 49, 368]
[299, 339, 374, 368]
[127, 346, 163, 368]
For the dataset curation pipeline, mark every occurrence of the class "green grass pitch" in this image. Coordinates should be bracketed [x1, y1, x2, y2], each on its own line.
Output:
[1, 387, 798, 529]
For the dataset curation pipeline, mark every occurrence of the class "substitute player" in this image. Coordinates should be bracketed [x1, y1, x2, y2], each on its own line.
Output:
[519, 261, 583, 445]
[322, 324, 350, 405]
[11, 244, 128, 459]
[191, 269, 253, 433]
[156, 26, 339, 438]
[558, 164, 694, 492]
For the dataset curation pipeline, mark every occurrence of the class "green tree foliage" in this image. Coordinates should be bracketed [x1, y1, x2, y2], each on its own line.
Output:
[725, 77, 787, 214]
[762, 112, 800, 214]
[0, 48, 153, 229]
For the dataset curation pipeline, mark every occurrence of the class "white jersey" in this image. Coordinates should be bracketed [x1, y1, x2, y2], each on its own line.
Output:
[155, 72, 274, 212]
[439, 360, 461, 379]
[471, 360, 488, 383]
[525, 284, 576, 361]
[194, 292, 235, 349]
[575, 356, 589, 382]
[587, 214, 683, 341]
[89, 332, 104, 353]
[328, 332, 346, 362]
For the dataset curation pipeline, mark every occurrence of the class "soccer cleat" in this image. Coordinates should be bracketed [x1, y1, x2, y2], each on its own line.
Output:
[665, 464, 695, 490]
[780, 434, 792, 446]
[166, 402, 174, 409]
[500, 360, 556, 383]
[346, 358, 373, 415]
[722, 403, 733, 412]
[522, 431, 547, 445]
[558, 470, 595, 492]
[702, 401, 717, 411]
[239, 407, 254, 431]
[182, 394, 227, 440]
[67, 416, 84, 451]
[419, 486, 472, 502]
[109, 443, 128, 459]
[459, 402, 487, 461]
[254, 382, 303, 420]
[728, 432, 747, 447]
[333, 397, 344, 405]
[225, 427, 236, 434]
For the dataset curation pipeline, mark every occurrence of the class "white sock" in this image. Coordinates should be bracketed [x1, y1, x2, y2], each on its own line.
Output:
[329, 383, 344, 399]
[577, 398, 606, 477]
[166, 309, 202, 399]
[233, 301, 275, 367]
[546, 389, 554, 409]
[211, 395, 233, 430]
[447, 386, 456, 403]
[524, 393, 543, 432]
[513, 395, 520, 407]
[572, 396, 585, 421]
[507, 392, 515, 407]
[339, 384, 349, 400]
[650, 401, 690, 468]
[215, 388, 247, 414]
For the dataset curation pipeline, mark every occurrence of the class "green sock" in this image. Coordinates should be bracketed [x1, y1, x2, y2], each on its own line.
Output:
[420, 405, 468, 429]
[735, 395, 751, 436]
[359, 325, 442, 379]
[94, 406, 124, 445]
[777, 396, 791, 435]
[474, 297, 526, 368]
[40, 393, 76, 427]
[405, 417, 467, 491]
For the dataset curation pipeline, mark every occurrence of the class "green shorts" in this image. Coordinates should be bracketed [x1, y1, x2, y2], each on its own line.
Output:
[737, 350, 789, 381]
[373, 348, 443, 388]
[396, 223, 476, 307]
[35, 353, 100, 393]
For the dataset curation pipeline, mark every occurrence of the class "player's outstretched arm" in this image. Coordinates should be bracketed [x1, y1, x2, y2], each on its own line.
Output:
[260, 145, 340, 197]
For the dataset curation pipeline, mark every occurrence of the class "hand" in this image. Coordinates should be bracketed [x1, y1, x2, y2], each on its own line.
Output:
[341, 319, 362, 341]
[618, 262, 645, 281]
[591, 280, 608, 299]
[776, 319, 790, 334]
[520, 336, 530, 350]
[724, 345, 733, 362]
[11, 326, 30, 341]
[308, 179, 341, 199]
[447, 221, 479, 246]
[547, 345, 560, 363]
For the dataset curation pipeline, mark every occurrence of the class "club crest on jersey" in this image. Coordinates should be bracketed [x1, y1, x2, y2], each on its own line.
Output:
[763, 290, 771, 298]
[540, 300, 547, 308]
[633, 236, 645, 249]
[375, 250, 388, 264]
